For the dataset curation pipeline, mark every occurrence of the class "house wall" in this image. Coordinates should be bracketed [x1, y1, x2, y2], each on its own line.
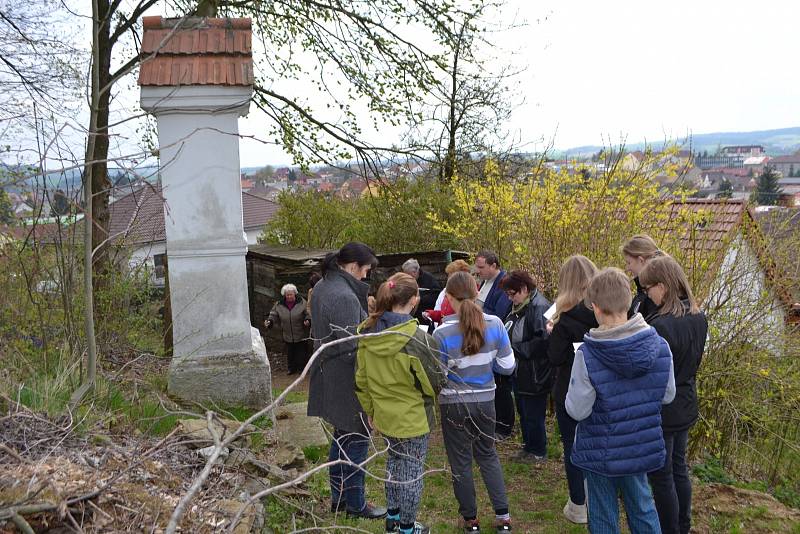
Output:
[245, 228, 261, 245]
[705, 233, 785, 354]
[128, 242, 167, 287]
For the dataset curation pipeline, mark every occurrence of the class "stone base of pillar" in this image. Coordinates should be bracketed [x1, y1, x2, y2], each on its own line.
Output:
[167, 327, 272, 409]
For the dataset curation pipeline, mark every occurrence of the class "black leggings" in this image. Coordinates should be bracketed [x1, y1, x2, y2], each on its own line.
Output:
[286, 341, 310, 373]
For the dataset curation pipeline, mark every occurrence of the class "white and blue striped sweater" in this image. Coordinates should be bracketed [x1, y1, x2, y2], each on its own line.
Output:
[433, 313, 516, 405]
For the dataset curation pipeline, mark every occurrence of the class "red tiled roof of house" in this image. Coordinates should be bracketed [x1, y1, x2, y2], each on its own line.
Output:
[242, 190, 279, 229]
[108, 183, 278, 246]
[108, 183, 166, 246]
[138, 16, 253, 86]
[0, 222, 62, 243]
[769, 155, 800, 164]
[669, 198, 747, 255]
[668, 199, 797, 320]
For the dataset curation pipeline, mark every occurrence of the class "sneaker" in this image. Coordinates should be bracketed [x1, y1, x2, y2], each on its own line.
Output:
[495, 518, 512, 532]
[512, 450, 546, 464]
[385, 515, 399, 533]
[460, 518, 480, 532]
[398, 521, 430, 534]
[347, 502, 387, 519]
[563, 499, 588, 524]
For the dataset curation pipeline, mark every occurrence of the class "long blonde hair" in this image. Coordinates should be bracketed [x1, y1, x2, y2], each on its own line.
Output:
[554, 255, 598, 323]
[639, 256, 700, 317]
[622, 234, 661, 260]
[446, 271, 485, 355]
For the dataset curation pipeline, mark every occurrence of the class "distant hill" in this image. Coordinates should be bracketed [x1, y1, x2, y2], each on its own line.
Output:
[560, 127, 800, 158]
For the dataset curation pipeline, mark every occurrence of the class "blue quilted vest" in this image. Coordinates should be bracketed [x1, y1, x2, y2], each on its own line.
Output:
[571, 326, 671, 477]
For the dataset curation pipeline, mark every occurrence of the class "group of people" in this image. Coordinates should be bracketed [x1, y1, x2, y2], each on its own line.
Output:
[297, 237, 707, 534]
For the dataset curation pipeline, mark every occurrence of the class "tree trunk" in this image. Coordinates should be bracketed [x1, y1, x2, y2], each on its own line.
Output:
[88, 0, 113, 289]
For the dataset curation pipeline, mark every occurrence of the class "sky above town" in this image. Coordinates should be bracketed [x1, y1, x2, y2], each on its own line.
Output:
[5, 1, 797, 171]
[235, 0, 800, 166]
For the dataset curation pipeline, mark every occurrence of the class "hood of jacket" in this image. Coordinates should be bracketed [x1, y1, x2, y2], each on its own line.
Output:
[584, 314, 658, 379]
[359, 317, 419, 357]
[561, 300, 597, 327]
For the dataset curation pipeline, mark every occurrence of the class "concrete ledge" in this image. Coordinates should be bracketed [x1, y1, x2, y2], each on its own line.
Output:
[168, 329, 273, 409]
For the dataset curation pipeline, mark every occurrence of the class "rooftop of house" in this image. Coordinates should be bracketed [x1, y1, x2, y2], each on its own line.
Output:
[108, 182, 277, 247]
[769, 155, 800, 164]
[669, 198, 748, 255]
[138, 16, 253, 87]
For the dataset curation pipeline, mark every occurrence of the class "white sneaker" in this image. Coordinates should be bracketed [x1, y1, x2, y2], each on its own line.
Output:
[563, 499, 588, 524]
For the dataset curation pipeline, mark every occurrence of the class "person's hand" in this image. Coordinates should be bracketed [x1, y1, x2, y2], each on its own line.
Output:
[264, 319, 272, 329]
[303, 319, 310, 327]
[546, 320, 554, 335]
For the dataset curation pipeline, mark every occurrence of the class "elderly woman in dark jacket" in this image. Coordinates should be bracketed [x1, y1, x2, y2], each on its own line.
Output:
[264, 283, 310, 375]
[640, 256, 708, 534]
[307, 242, 386, 520]
[499, 271, 552, 463]
[547, 255, 598, 525]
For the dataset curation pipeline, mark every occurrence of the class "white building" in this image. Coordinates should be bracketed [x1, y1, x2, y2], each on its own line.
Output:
[108, 182, 278, 286]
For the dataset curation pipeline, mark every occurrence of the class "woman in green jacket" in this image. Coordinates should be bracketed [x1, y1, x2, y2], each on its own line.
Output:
[355, 273, 445, 534]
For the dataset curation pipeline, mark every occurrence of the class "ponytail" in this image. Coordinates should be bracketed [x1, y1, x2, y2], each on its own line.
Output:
[459, 299, 486, 355]
[445, 271, 485, 356]
[321, 252, 340, 276]
[321, 241, 378, 277]
[363, 273, 418, 330]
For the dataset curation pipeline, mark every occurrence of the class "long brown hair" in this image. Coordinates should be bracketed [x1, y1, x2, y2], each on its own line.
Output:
[639, 256, 700, 317]
[554, 255, 598, 323]
[446, 271, 485, 355]
[362, 272, 419, 330]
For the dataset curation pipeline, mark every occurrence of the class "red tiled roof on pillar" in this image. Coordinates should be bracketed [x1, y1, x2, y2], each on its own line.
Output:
[138, 16, 253, 86]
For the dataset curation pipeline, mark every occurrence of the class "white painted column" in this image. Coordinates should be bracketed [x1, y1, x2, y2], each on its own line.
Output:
[141, 85, 271, 407]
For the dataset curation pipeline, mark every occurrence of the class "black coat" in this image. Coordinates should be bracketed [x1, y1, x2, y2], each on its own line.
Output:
[547, 301, 598, 407]
[630, 276, 659, 320]
[415, 269, 442, 321]
[505, 290, 552, 396]
[650, 302, 708, 433]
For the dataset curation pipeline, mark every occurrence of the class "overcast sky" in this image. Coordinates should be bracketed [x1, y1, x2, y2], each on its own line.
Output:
[235, 0, 800, 167]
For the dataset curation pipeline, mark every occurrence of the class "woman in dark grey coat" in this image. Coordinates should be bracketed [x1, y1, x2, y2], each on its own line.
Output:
[264, 283, 310, 374]
[307, 242, 386, 520]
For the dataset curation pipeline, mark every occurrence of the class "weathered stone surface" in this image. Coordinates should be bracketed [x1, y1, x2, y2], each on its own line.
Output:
[216, 499, 259, 534]
[274, 402, 328, 449]
[273, 443, 306, 469]
[245, 476, 311, 498]
[226, 450, 298, 482]
[168, 328, 273, 409]
[176, 417, 257, 447]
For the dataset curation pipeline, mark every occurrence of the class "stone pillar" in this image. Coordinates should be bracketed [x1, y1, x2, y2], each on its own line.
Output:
[138, 17, 271, 407]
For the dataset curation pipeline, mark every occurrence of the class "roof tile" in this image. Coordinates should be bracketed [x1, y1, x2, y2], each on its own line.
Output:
[138, 16, 253, 87]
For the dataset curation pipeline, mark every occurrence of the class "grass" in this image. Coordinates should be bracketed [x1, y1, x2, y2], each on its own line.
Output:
[262, 419, 592, 533]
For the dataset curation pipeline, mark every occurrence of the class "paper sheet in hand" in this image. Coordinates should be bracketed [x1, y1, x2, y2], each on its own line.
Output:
[543, 303, 557, 321]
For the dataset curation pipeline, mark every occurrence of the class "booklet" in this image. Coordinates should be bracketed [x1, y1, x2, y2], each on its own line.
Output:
[543, 303, 557, 321]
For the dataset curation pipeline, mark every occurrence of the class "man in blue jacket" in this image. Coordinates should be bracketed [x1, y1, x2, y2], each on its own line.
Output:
[567, 267, 675, 534]
[475, 250, 511, 320]
[474, 250, 514, 439]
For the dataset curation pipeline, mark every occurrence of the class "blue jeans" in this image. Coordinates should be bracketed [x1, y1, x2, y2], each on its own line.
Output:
[648, 429, 691, 534]
[556, 404, 585, 505]
[584, 470, 661, 534]
[515, 392, 548, 456]
[329, 428, 369, 512]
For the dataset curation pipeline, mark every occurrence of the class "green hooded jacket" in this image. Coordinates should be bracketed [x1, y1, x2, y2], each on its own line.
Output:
[355, 319, 446, 438]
